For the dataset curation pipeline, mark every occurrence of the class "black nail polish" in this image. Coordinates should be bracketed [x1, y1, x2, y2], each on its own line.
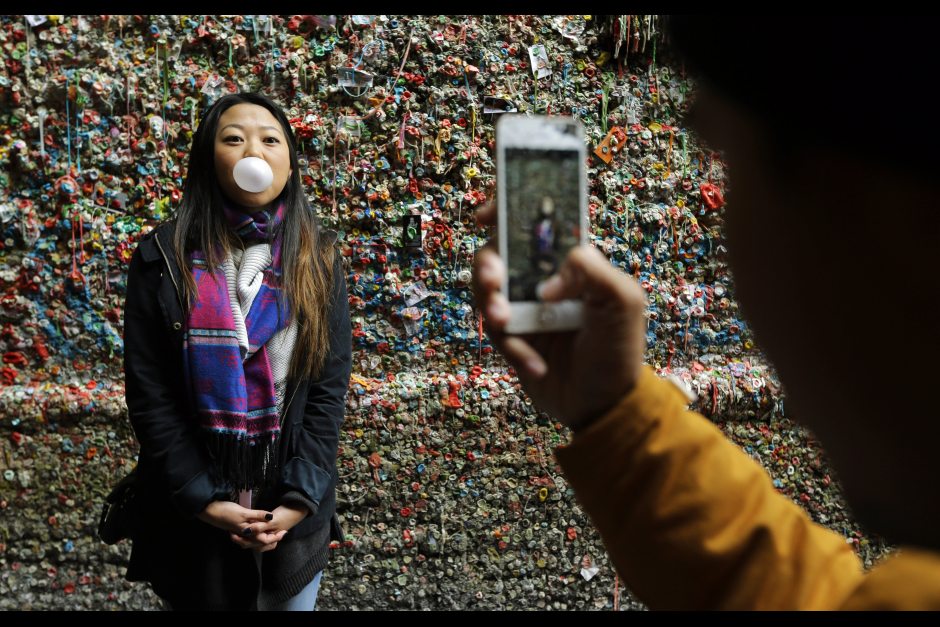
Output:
[241, 527, 253, 536]
[265, 513, 273, 521]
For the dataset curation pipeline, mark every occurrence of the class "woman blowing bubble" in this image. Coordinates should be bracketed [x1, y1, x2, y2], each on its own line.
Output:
[122, 93, 351, 610]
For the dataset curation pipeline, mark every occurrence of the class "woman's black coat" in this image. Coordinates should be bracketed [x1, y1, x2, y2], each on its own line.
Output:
[122, 222, 351, 608]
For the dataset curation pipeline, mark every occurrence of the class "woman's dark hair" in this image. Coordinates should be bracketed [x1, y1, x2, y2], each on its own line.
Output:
[172, 92, 336, 381]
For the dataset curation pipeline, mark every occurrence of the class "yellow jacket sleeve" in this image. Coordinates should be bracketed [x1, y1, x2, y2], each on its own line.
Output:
[555, 365, 865, 609]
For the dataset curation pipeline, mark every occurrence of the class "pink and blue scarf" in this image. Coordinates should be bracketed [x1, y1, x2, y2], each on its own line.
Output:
[183, 201, 289, 491]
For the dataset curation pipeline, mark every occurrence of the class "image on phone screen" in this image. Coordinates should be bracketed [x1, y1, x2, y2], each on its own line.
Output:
[504, 148, 582, 302]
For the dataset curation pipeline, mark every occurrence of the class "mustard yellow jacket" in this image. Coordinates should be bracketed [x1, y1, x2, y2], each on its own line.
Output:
[555, 366, 940, 610]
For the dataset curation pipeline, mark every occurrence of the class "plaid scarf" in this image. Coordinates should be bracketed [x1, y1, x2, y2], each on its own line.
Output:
[183, 201, 289, 491]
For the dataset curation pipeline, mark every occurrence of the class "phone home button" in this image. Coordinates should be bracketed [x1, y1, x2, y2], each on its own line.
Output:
[538, 306, 556, 326]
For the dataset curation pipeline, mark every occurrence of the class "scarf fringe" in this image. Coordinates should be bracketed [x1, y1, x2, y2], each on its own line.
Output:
[206, 430, 280, 492]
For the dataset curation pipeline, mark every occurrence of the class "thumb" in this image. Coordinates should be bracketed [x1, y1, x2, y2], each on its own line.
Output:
[245, 508, 275, 522]
[540, 245, 646, 309]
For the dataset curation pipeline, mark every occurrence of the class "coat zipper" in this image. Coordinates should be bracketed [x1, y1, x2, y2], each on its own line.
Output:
[154, 232, 185, 315]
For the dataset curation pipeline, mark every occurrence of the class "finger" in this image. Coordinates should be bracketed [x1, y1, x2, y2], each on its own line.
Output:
[231, 528, 285, 550]
[474, 293, 515, 365]
[472, 246, 504, 293]
[475, 200, 495, 226]
[239, 519, 283, 536]
[472, 248, 510, 329]
[242, 508, 274, 522]
[242, 521, 278, 536]
[254, 529, 287, 545]
[249, 532, 287, 552]
[501, 335, 548, 379]
[484, 293, 511, 331]
[472, 247, 504, 305]
[232, 524, 260, 541]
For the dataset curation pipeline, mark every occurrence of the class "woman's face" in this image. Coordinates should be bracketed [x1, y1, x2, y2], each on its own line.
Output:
[213, 103, 292, 212]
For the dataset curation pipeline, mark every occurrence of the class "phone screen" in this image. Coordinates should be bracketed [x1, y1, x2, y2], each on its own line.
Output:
[504, 148, 582, 302]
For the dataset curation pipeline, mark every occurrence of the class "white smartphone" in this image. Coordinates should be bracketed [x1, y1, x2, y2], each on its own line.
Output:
[496, 114, 588, 334]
